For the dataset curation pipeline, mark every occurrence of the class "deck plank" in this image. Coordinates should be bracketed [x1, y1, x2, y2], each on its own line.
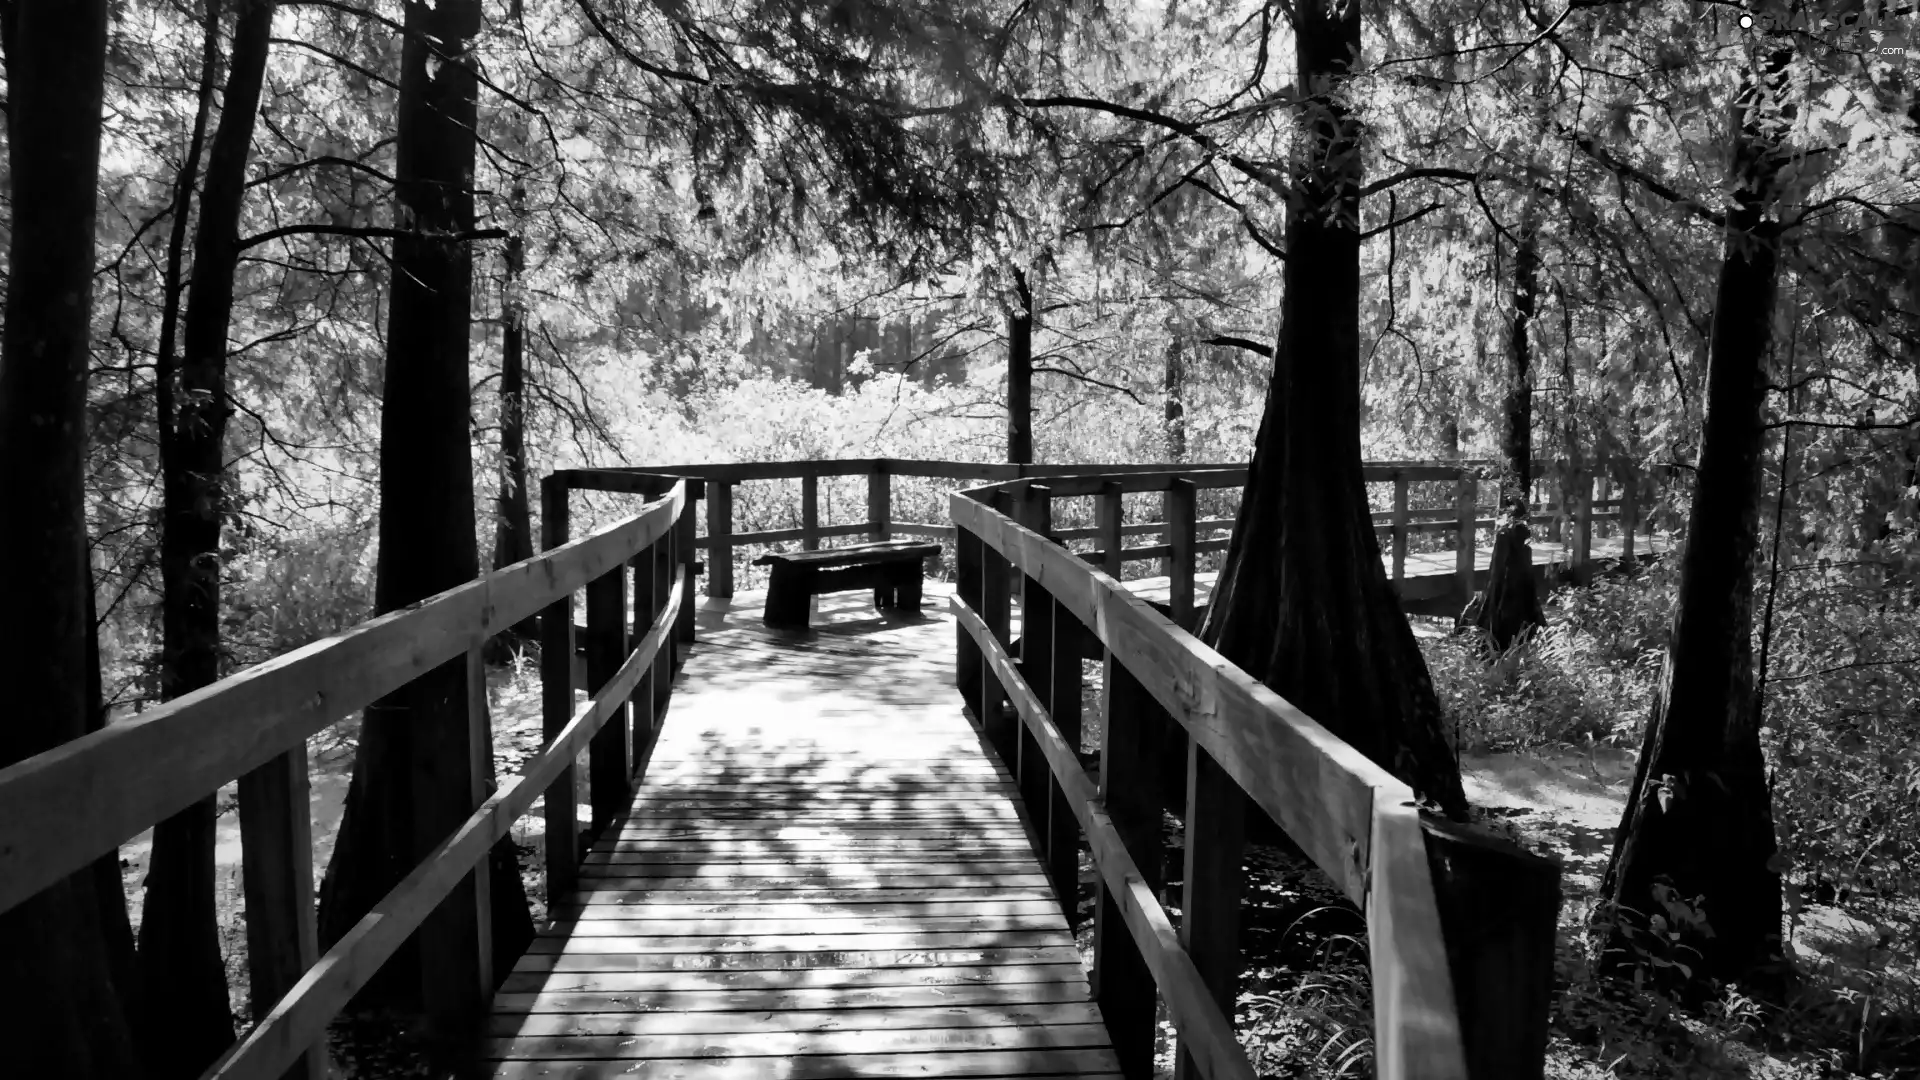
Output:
[489, 586, 1112, 1076]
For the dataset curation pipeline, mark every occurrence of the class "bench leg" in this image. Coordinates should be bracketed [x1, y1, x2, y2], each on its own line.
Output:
[764, 569, 811, 629]
[898, 570, 922, 612]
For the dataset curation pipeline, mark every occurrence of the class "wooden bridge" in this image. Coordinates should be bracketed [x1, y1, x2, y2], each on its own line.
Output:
[0, 458, 1605, 1080]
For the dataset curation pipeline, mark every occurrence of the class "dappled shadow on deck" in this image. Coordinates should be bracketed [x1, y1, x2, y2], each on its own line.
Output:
[485, 582, 1121, 1079]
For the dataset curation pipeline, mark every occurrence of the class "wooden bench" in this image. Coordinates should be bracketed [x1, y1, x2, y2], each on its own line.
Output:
[753, 540, 941, 629]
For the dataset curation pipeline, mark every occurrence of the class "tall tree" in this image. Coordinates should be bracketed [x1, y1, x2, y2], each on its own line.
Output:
[1196, 0, 1468, 816]
[139, 3, 279, 1072]
[318, 0, 533, 1036]
[489, 185, 537, 655]
[1460, 225, 1547, 648]
[1007, 267, 1034, 464]
[0, 0, 145, 1074]
[1164, 335, 1186, 462]
[1595, 46, 1793, 993]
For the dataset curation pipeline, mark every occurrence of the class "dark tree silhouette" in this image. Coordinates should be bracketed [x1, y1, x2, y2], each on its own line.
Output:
[1595, 49, 1792, 994]
[319, 0, 534, 1035]
[139, 4, 278, 1072]
[0, 1, 144, 1074]
[1198, 0, 1468, 818]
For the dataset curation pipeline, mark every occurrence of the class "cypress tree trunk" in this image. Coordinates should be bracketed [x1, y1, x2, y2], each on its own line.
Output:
[492, 228, 532, 577]
[1164, 335, 1186, 462]
[1198, 0, 1467, 818]
[1459, 229, 1546, 648]
[1007, 268, 1033, 465]
[140, 5, 278, 1072]
[1595, 51, 1791, 995]
[319, 0, 533, 1020]
[0, 2, 145, 1074]
[489, 192, 536, 655]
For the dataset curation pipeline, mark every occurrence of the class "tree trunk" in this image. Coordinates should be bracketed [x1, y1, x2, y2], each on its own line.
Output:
[493, 216, 532, 575]
[1458, 510, 1546, 651]
[0, 2, 145, 1075]
[1197, 0, 1466, 819]
[1164, 335, 1186, 462]
[1007, 267, 1033, 465]
[318, 0, 532, 1023]
[1595, 53, 1791, 995]
[140, 4, 277, 1071]
[1502, 230, 1537, 495]
[1459, 229, 1547, 648]
[488, 195, 536, 656]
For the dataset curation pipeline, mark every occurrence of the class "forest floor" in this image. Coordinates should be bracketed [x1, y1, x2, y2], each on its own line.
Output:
[124, 622, 1918, 1079]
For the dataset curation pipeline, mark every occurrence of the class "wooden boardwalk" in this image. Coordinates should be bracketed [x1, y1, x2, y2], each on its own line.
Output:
[488, 585, 1121, 1079]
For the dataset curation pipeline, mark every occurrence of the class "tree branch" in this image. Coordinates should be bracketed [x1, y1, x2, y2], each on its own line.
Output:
[1359, 167, 1476, 198]
[237, 223, 507, 250]
[1016, 94, 1289, 197]
[1203, 335, 1273, 357]
[1033, 365, 1144, 404]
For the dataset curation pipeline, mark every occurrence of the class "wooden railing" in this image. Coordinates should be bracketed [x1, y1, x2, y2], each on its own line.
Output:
[950, 474, 1562, 1080]
[573, 458, 1663, 616]
[0, 478, 697, 1080]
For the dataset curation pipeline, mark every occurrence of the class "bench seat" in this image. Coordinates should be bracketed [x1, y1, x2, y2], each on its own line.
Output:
[752, 540, 942, 629]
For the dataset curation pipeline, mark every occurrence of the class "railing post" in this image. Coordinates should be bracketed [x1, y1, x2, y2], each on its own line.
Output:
[1014, 485, 1063, 907]
[674, 482, 698, 654]
[1096, 656, 1161, 1080]
[1422, 819, 1561, 1080]
[653, 523, 674, 717]
[1546, 459, 1565, 544]
[1454, 471, 1476, 604]
[1391, 471, 1409, 585]
[868, 460, 891, 541]
[1175, 744, 1243, 1080]
[955, 521, 984, 718]
[539, 474, 578, 899]
[708, 479, 734, 598]
[1167, 478, 1196, 629]
[1097, 482, 1123, 578]
[1574, 465, 1593, 580]
[980, 490, 1014, 758]
[802, 473, 820, 551]
[1048, 591, 1084, 937]
[586, 563, 630, 835]
[417, 646, 493, 1071]
[631, 537, 658, 775]
[237, 743, 327, 1080]
[1620, 464, 1638, 565]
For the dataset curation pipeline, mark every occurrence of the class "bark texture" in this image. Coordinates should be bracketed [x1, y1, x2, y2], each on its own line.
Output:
[0, 2, 144, 1075]
[488, 197, 537, 655]
[1197, 0, 1467, 819]
[1596, 53, 1791, 994]
[1164, 335, 1186, 461]
[139, 5, 278, 1071]
[493, 221, 533, 576]
[318, 0, 533, 1021]
[1458, 503, 1546, 651]
[1007, 267, 1034, 465]
[1460, 230, 1547, 648]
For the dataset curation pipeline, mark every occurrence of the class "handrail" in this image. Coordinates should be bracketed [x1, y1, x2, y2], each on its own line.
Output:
[0, 479, 692, 1080]
[0, 483, 684, 916]
[208, 573, 685, 1080]
[953, 601, 1258, 1080]
[950, 485, 1469, 1079]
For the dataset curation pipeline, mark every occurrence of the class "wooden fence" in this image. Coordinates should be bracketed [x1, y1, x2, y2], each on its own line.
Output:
[0, 479, 696, 1080]
[949, 473, 1563, 1080]
[576, 456, 1661, 611]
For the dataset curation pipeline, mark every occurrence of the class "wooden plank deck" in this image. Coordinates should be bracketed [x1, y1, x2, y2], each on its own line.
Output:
[488, 584, 1121, 1079]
